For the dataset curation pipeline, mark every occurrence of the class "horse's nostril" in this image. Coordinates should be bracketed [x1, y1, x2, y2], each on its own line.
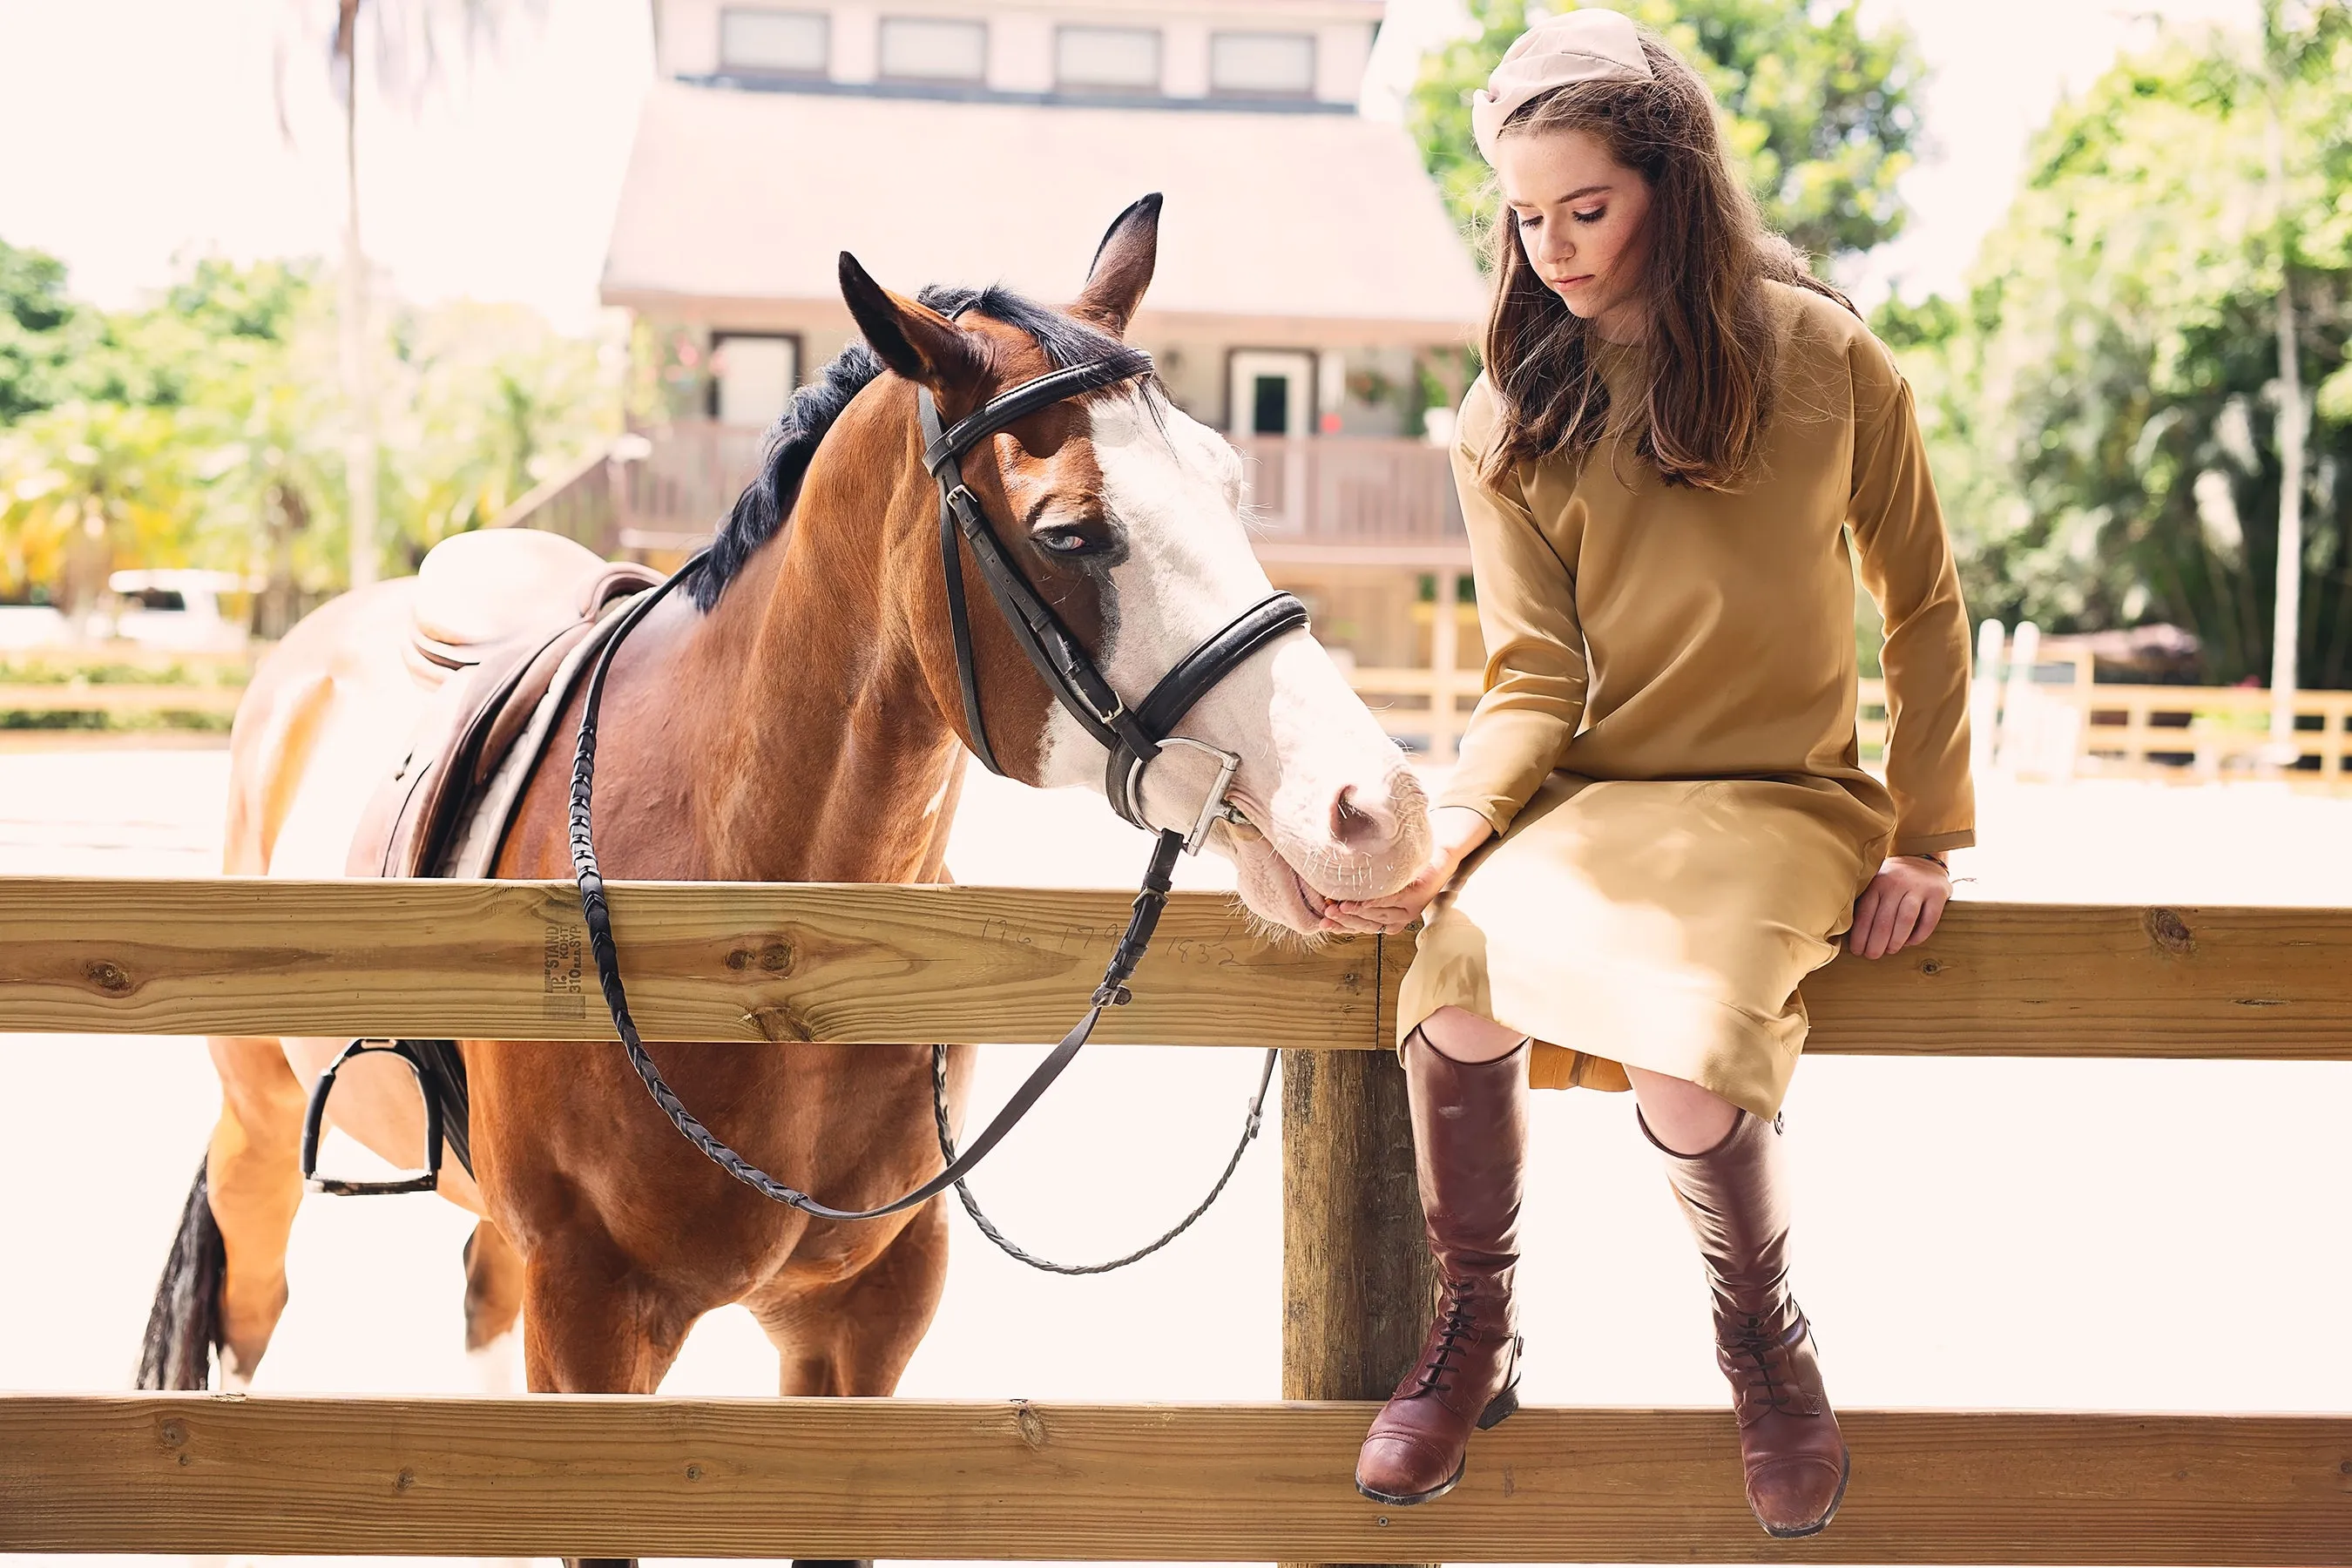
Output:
[1330, 784, 1383, 848]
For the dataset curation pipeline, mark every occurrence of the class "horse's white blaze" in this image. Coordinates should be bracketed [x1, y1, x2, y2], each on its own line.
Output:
[1032, 395, 1428, 927]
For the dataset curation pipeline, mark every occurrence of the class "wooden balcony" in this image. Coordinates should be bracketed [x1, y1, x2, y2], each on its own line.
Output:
[1228, 434, 1467, 565]
[564, 422, 1468, 563]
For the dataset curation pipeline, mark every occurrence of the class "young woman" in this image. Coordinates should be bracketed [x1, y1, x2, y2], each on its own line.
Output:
[1320, 9, 1974, 1538]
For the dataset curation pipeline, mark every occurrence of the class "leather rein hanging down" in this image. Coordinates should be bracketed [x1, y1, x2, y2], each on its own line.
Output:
[568, 349, 1306, 1260]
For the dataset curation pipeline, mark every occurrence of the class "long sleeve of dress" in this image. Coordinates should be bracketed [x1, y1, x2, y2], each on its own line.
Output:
[1848, 335, 1977, 855]
[1434, 381, 1589, 835]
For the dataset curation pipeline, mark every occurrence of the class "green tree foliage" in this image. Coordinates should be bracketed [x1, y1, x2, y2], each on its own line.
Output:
[0, 240, 94, 423]
[379, 299, 618, 558]
[0, 401, 192, 608]
[1408, 0, 1923, 264]
[0, 248, 618, 613]
[1904, 9, 2352, 686]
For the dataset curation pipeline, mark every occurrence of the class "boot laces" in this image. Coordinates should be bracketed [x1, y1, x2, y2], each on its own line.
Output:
[1413, 1279, 1479, 1396]
[1730, 1311, 1806, 1415]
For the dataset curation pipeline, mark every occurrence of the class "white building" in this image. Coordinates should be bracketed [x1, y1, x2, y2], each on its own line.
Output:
[589, 0, 1489, 748]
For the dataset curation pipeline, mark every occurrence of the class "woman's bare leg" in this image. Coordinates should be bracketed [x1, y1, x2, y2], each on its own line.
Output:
[1417, 1004, 1527, 1064]
[1625, 1064, 1739, 1153]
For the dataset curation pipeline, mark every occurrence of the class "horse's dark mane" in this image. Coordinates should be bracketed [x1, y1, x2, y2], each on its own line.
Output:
[690, 283, 1132, 612]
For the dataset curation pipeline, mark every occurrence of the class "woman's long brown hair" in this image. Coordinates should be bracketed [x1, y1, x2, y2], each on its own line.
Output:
[1479, 28, 1856, 490]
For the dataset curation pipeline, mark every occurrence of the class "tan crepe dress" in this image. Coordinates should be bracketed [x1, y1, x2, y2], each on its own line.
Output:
[1399, 282, 1976, 1118]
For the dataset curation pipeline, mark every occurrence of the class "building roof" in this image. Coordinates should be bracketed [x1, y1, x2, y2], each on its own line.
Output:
[600, 81, 1486, 345]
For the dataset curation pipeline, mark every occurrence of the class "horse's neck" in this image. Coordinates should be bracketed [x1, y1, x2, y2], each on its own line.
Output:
[672, 508, 964, 885]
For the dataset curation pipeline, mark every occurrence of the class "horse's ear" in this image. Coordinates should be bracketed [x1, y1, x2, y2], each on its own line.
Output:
[1071, 193, 1160, 337]
[839, 252, 985, 391]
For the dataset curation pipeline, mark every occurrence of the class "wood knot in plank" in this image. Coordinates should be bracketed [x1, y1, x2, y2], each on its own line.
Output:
[725, 940, 795, 977]
[157, 1418, 186, 1449]
[84, 959, 133, 996]
[2144, 909, 2195, 955]
[395, 1467, 416, 1493]
[745, 1003, 814, 1043]
[1015, 1404, 1048, 1449]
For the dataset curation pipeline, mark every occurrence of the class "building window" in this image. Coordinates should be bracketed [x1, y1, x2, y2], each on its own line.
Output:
[719, 8, 829, 76]
[1056, 25, 1160, 91]
[878, 17, 988, 82]
[710, 334, 801, 427]
[1209, 31, 1316, 97]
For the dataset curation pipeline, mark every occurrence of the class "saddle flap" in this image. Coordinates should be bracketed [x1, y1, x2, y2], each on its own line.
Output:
[353, 546, 664, 882]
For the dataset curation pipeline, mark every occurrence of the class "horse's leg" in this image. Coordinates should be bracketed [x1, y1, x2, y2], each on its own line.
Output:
[462, 1219, 526, 1389]
[195, 1036, 309, 1386]
[522, 1232, 700, 1568]
[760, 1199, 954, 1397]
[752, 1200, 954, 1568]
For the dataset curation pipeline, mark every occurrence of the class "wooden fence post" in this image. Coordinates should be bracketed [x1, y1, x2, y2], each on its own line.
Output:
[1281, 1044, 1439, 1568]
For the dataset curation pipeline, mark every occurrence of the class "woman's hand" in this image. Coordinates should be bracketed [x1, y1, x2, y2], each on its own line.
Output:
[1313, 805, 1497, 936]
[1848, 854, 1952, 959]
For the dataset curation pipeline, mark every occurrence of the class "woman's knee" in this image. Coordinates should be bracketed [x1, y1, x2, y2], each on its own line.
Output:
[1626, 1065, 1741, 1155]
[1417, 1006, 1528, 1064]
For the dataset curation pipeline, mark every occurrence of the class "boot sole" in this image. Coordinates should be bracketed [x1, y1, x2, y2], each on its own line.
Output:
[1758, 1444, 1852, 1539]
[1352, 1379, 1522, 1508]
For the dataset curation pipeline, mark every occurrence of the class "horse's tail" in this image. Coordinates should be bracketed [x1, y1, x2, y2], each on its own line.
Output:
[136, 1158, 225, 1390]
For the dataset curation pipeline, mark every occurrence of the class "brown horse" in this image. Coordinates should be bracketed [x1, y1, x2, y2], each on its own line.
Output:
[140, 197, 1428, 1515]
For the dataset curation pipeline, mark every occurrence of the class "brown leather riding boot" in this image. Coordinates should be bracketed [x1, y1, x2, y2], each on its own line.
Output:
[1644, 1107, 1850, 1538]
[1354, 1029, 1527, 1506]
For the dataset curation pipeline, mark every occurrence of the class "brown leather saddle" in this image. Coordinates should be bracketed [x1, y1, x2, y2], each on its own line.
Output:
[309, 531, 662, 1197]
[348, 529, 663, 882]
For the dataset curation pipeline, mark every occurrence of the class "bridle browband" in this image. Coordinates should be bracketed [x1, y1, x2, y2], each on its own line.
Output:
[917, 346, 1308, 844]
[555, 343, 1305, 1245]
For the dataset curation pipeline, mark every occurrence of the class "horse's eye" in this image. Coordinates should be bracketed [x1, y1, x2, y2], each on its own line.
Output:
[1034, 527, 1103, 557]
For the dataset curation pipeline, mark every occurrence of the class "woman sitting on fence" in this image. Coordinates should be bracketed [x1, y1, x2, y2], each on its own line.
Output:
[1320, 9, 1976, 1538]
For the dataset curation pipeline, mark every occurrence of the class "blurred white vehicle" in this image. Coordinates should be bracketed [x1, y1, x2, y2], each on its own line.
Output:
[0, 605, 71, 649]
[103, 570, 257, 651]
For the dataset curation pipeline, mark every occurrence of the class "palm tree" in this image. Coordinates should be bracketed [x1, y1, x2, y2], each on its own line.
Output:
[283, 0, 536, 588]
[2249, 0, 2349, 754]
[0, 401, 196, 624]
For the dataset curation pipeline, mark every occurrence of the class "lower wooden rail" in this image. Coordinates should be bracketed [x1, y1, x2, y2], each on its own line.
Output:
[0, 1396, 2342, 1563]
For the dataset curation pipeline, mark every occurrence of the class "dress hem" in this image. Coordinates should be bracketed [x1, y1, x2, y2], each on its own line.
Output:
[1394, 992, 1797, 1121]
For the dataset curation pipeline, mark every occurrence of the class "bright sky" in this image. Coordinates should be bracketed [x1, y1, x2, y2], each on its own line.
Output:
[0, 0, 2259, 333]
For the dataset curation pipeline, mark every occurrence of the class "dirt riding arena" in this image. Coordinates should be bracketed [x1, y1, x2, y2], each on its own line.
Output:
[3, 744, 2349, 1568]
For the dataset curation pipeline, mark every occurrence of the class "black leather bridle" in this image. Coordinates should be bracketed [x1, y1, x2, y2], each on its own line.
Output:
[917, 346, 1307, 845]
[561, 348, 1307, 1235]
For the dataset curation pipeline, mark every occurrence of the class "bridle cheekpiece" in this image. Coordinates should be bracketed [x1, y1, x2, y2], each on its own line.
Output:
[916, 347, 1308, 852]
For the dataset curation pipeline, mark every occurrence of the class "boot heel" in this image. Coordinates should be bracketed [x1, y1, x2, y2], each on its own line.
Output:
[1477, 1381, 1520, 1430]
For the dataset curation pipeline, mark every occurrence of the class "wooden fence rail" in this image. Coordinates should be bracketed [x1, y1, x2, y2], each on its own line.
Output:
[0, 681, 245, 719]
[3, 1396, 2345, 1564]
[3, 878, 2352, 1056]
[3, 875, 2347, 1563]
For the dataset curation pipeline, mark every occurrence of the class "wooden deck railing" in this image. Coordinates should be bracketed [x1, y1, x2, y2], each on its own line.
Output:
[489, 444, 624, 554]
[591, 421, 1470, 563]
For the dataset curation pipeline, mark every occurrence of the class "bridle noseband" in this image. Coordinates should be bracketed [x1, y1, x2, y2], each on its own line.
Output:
[918, 348, 1308, 848]
[558, 345, 1304, 1244]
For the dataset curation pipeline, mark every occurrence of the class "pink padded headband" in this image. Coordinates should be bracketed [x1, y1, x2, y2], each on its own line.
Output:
[1470, 9, 1653, 164]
